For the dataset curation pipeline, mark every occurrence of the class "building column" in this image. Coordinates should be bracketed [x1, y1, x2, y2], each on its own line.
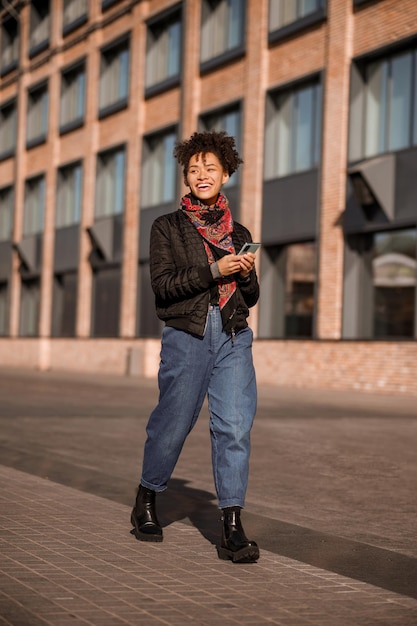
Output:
[38, 64, 60, 341]
[240, 0, 269, 335]
[76, 33, 100, 338]
[178, 0, 202, 163]
[119, 6, 146, 338]
[316, 0, 353, 339]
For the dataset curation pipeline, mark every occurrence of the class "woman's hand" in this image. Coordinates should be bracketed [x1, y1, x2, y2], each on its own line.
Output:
[217, 253, 255, 278]
[237, 252, 256, 278]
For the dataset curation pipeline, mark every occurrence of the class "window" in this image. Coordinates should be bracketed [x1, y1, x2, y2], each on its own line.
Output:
[23, 175, 45, 236]
[63, 0, 88, 34]
[284, 242, 316, 337]
[29, 0, 50, 57]
[145, 8, 181, 94]
[350, 46, 417, 161]
[20, 279, 40, 336]
[56, 162, 83, 228]
[60, 61, 86, 133]
[102, 0, 121, 9]
[1, 16, 19, 75]
[99, 36, 130, 117]
[91, 267, 121, 337]
[52, 272, 77, 337]
[95, 146, 126, 217]
[0, 282, 8, 336]
[141, 129, 177, 208]
[0, 186, 13, 242]
[265, 78, 322, 179]
[27, 82, 48, 148]
[269, 0, 325, 32]
[260, 241, 316, 338]
[0, 99, 17, 160]
[200, 0, 245, 66]
[372, 229, 416, 338]
[200, 104, 242, 187]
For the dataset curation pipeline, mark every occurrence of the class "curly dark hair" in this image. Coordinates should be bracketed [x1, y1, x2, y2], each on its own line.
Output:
[174, 130, 243, 178]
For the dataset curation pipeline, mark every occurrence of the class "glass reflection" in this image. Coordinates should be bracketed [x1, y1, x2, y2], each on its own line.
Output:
[372, 229, 416, 338]
[284, 242, 316, 337]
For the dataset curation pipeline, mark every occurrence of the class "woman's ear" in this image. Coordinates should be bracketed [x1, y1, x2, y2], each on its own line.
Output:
[184, 175, 190, 188]
[222, 171, 229, 185]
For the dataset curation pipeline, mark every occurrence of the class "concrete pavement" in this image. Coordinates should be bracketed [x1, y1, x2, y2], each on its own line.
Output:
[0, 367, 416, 625]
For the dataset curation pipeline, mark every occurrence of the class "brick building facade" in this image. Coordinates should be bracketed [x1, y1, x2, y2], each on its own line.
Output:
[1, 0, 417, 395]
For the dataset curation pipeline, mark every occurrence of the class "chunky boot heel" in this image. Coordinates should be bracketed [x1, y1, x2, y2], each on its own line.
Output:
[131, 485, 163, 542]
[218, 507, 259, 563]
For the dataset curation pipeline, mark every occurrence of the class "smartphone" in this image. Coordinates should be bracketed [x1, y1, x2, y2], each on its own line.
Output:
[238, 242, 261, 255]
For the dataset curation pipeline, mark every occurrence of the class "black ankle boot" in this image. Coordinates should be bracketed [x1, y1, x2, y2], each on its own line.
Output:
[130, 485, 163, 542]
[217, 507, 259, 563]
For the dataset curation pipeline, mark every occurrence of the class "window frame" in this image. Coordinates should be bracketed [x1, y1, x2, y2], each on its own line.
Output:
[1, 15, 19, 77]
[268, 0, 326, 46]
[343, 226, 417, 340]
[0, 280, 10, 337]
[28, 0, 50, 59]
[258, 239, 318, 339]
[62, 0, 88, 36]
[23, 174, 46, 237]
[56, 160, 83, 229]
[59, 58, 86, 135]
[145, 4, 182, 99]
[95, 144, 127, 218]
[348, 37, 417, 164]
[101, 0, 122, 10]
[199, 0, 246, 75]
[26, 80, 49, 149]
[141, 126, 178, 209]
[0, 185, 14, 242]
[0, 97, 17, 161]
[98, 33, 130, 119]
[19, 278, 41, 337]
[264, 73, 323, 181]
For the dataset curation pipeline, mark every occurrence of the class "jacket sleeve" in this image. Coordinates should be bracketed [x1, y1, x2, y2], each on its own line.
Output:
[150, 216, 215, 304]
[238, 269, 259, 308]
[233, 225, 260, 308]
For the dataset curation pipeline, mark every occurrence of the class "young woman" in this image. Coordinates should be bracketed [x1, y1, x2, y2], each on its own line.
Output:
[131, 131, 260, 563]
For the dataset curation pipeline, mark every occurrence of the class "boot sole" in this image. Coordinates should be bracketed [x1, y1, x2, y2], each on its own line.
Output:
[130, 528, 163, 542]
[130, 512, 163, 543]
[217, 545, 259, 563]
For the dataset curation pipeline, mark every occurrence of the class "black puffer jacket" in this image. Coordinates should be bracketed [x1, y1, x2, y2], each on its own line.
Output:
[150, 210, 259, 337]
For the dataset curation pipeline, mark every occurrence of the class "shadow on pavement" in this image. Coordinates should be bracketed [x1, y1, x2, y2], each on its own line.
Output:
[157, 478, 220, 546]
[2, 445, 417, 600]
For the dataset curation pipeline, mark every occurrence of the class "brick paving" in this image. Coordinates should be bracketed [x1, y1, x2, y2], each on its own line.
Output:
[1, 466, 417, 626]
[0, 368, 417, 625]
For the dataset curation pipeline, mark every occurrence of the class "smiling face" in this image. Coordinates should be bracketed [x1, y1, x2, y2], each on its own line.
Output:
[185, 152, 229, 206]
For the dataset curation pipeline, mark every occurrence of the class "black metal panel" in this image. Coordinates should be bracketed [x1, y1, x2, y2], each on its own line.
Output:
[395, 148, 417, 223]
[91, 266, 121, 337]
[344, 148, 417, 234]
[17, 235, 43, 277]
[54, 225, 80, 273]
[261, 170, 318, 245]
[0, 241, 12, 280]
[343, 178, 388, 234]
[88, 214, 124, 268]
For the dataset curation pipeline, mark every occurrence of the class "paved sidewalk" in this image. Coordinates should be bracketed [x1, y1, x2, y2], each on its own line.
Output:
[1, 367, 417, 625]
[1, 465, 417, 626]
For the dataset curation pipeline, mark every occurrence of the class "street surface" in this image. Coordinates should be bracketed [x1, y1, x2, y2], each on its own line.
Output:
[0, 367, 416, 625]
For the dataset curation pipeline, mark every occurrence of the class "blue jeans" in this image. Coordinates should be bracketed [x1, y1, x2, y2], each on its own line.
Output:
[141, 305, 257, 509]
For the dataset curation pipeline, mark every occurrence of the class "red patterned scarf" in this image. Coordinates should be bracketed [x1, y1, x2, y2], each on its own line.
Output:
[180, 193, 236, 312]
